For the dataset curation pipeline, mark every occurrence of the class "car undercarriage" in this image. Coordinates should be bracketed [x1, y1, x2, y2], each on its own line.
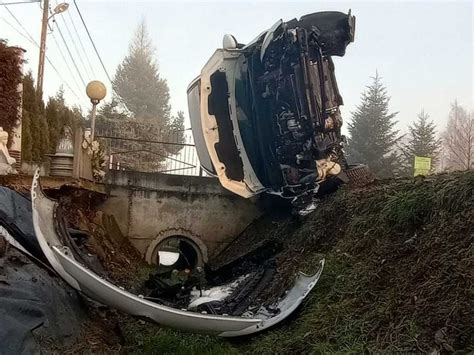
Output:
[243, 11, 355, 198]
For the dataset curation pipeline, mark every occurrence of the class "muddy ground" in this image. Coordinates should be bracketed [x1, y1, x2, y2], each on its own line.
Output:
[1, 171, 473, 353]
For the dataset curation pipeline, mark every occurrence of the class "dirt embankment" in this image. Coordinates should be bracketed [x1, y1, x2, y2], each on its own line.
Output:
[121, 172, 473, 354]
[235, 172, 473, 354]
[6, 172, 471, 353]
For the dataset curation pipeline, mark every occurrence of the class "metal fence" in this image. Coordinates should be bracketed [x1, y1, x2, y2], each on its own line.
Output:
[96, 128, 203, 176]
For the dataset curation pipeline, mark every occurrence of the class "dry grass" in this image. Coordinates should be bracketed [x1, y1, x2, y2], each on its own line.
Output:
[239, 172, 473, 353]
[39, 172, 473, 354]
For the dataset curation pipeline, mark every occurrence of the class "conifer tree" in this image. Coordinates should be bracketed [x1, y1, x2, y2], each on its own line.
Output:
[39, 116, 50, 156]
[21, 72, 43, 161]
[100, 19, 184, 171]
[400, 110, 441, 175]
[346, 73, 400, 178]
[45, 95, 61, 153]
[113, 19, 170, 123]
[21, 111, 32, 161]
[0, 40, 23, 147]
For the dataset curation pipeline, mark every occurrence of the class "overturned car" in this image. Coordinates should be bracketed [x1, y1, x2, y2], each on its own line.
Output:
[188, 11, 356, 200]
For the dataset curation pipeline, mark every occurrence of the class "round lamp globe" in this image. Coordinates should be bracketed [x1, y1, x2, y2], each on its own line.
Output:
[86, 81, 107, 102]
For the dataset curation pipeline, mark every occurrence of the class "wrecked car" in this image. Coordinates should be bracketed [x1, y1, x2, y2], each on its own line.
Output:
[188, 11, 356, 200]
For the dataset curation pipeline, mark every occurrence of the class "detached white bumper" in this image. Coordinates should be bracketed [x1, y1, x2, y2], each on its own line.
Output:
[30, 170, 324, 336]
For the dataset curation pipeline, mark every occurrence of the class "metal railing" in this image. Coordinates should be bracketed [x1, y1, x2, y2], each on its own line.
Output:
[96, 129, 203, 176]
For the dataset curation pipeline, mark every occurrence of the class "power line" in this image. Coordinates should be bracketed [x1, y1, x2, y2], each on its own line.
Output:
[53, 19, 87, 87]
[55, 9, 92, 80]
[65, 8, 96, 77]
[44, 53, 81, 100]
[0, 0, 40, 5]
[50, 30, 83, 93]
[72, 0, 113, 87]
[1, 17, 37, 45]
[70, 0, 133, 117]
[1, 1, 38, 44]
[0, 1, 81, 99]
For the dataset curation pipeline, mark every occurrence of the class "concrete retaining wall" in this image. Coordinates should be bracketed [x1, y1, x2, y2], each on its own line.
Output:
[99, 170, 263, 262]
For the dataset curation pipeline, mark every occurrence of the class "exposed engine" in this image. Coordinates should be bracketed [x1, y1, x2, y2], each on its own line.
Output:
[246, 12, 355, 197]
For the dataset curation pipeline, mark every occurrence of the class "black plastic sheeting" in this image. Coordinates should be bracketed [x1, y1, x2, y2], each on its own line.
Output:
[0, 187, 45, 262]
[0, 187, 85, 354]
[0, 246, 85, 354]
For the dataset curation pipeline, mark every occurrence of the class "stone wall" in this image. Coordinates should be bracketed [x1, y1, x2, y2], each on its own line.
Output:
[99, 170, 263, 263]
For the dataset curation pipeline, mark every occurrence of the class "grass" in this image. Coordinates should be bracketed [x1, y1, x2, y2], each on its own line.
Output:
[121, 322, 236, 355]
[121, 172, 473, 354]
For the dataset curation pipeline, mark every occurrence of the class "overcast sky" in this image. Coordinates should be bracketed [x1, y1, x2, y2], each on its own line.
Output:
[1, 0, 472, 135]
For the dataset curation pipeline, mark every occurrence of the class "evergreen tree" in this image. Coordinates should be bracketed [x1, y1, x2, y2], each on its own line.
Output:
[21, 111, 32, 161]
[21, 72, 44, 161]
[39, 116, 50, 157]
[346, 73, 400, 178]
[97, 98, 130, 121]
[165, 110, 185, 154]
[100, 19, 184, 172]
[22, 75, 83, 161]
[113, 19, 171, 123]
[400, 110, 441, 176]
[45, 88, 83, 153]
[45, 95, 61, 153]
[0, 40, 23, 147]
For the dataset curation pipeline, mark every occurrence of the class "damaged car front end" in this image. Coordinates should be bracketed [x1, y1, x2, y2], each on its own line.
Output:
[188, 11, 355, 200]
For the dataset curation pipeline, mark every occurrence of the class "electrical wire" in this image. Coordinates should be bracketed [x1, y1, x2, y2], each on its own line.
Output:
[0, 0, 40, 5]
[56, 10, 92, 80]
[1, 1, 38, 44]
[72, 0, 113, 87]
[65, 8, 96, 77]
[44, 54, 81, 100]
[0, 1, 81, 99]
[1, 16, 37, 45]
[71, 0, 134, 116]
[53, 19, 87, 87]
[50, 30, 83, 93]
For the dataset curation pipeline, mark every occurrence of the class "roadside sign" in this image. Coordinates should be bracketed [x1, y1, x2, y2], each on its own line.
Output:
[414, 156, 431, 176]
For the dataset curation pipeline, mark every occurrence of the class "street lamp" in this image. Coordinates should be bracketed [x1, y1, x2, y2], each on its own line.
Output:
[86, 80, 107, 141]
[50, 2, 69, 17]
[37, 0, 69, 93]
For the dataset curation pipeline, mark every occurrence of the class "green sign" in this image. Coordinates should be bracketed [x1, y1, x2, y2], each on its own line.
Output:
[414, 156, 431, 176]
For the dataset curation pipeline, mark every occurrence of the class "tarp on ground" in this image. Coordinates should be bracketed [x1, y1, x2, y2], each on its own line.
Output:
[0, 187, 85, 354]
[0, 244, 85, 354]
[0, 187, 45, 261]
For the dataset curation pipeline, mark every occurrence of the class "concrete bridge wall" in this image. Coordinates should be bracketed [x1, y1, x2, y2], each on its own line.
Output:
[98, 170, 263, 263]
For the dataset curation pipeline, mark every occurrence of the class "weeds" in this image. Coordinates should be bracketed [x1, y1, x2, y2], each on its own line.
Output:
[123, 172, 473, 354]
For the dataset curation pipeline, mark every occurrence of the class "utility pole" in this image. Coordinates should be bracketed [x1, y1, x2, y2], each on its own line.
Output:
[37, 0, 49, 94]
[36, 1, 68, 94]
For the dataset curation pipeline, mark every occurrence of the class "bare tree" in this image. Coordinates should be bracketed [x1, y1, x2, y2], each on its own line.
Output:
[442, 101, 473, 171]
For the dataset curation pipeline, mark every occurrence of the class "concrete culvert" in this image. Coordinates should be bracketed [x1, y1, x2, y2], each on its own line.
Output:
[146, 229, 208, 269]
[156, 236, 200, 270]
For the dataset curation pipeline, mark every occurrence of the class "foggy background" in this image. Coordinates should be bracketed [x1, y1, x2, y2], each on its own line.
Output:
[2, 0, 472, 135]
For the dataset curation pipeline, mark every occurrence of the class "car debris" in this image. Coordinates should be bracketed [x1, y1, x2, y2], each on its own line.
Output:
[30, 170, 325, 336]
[188, 10, 362, 204]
